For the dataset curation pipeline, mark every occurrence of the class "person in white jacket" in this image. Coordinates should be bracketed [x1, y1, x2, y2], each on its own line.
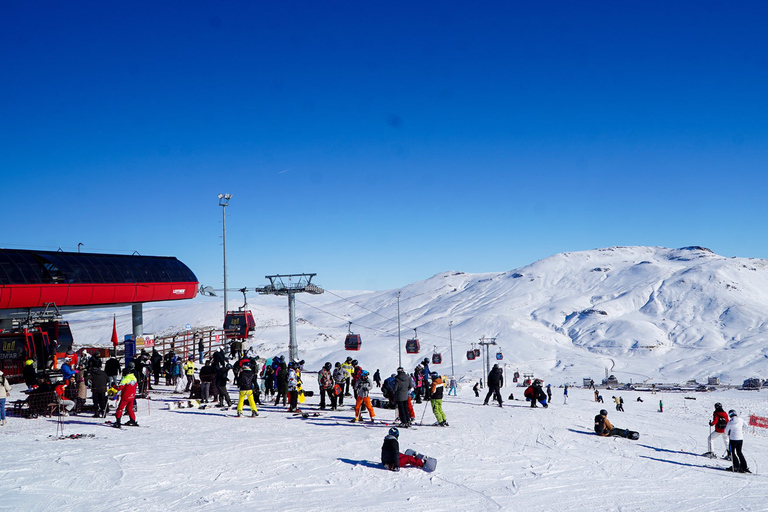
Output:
[0, 371, 12, 426]
[724, 410, 750, 473]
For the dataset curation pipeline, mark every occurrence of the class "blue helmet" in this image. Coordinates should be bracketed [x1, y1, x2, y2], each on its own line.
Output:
[388, 427, 399, 438]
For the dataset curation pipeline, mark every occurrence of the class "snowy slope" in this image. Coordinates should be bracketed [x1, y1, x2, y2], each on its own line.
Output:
[1, 384, 766, 512]
[67, 246, 768, 386]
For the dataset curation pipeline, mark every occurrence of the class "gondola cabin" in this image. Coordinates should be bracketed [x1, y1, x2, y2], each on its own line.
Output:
[473, 348, 481, 358]
[223, 310, 256, 340]
[496, 351, 504, 361]
[344, 333, 362, 351]
[405, 338, 420, 354]
[466, 349, 476, 361]
[432, 351, 442, 364]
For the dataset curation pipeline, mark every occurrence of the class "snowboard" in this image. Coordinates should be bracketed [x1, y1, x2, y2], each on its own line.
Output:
[404, 449, 437, 472]
[612, 429, 640, 440]
[169, 400, 203, 410]
[105, 421, 144, 428]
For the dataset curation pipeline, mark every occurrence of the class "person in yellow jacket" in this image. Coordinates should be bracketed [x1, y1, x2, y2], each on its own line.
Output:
[341, 357, 354, 397]
[183, 356, 196, 392]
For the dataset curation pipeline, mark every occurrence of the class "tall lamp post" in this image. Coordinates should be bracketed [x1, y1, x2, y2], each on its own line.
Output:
[397, 291, 402, 368]
[218, 193, 232, 314]
[449, 321, 454, 377]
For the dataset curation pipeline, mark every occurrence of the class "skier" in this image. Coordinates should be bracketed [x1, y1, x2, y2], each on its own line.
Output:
[563, 384, 569, 405]
[318, 362, 335, 410]
[235, 363, 258, 417]
[373, 369, 381, 388]
[473, 382, 480, 397]
[111, 368, 139, 428]
[393, 367, 413, 427]
[412, 366, 424, 404]
[613, 396, 622, 412]
[381, 373, 396, 408]
[483, 364, 504, 407]
[724, 410, 750, 472]
[448, 376, 458, 396]
[704, 402, 730, 459]
[594, 389, 600, 402]
[546, 384, 552, 404]
[273, 357, 288, 407]
[151, 349, 162, 386]
[353, 370, 376, 422]
[430, 372, 448, 426]
[199, 360, 214, 403]
[659, 399, 663, 413]
[381, 427, 425, 472]
[420, 359, 432, 400]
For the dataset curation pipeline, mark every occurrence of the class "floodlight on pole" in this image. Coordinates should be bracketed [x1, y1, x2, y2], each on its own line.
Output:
[218, 193, 232, 315]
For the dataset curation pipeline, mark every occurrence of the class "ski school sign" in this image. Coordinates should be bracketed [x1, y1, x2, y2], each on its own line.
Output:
[748, 415, 768, 429]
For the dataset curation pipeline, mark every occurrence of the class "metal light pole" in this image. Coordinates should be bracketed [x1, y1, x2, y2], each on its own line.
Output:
[449, 321, 454, 377]
[218, 193, 232, 314]
[397, 291, 402, 368]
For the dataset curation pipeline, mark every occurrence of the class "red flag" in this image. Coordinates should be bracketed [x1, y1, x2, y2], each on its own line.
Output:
[111, 315, 119, 347]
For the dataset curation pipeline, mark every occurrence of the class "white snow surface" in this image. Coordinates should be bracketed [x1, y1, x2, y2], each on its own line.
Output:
[3, 245, 768, 510]
[1, 386, 766, 511]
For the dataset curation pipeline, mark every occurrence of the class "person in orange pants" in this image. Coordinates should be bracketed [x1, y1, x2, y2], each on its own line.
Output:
[353, 371, 376, 422]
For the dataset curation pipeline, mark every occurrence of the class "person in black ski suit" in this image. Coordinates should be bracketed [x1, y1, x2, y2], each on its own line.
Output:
[373, 369, 381, 388]
[89, 359, 109, 417]
[150, 349, 162, 386]
[381, 427, 424, 471]
[394, 367, 413, 426]
[215, 364, 232, 408]
[483, 364, 504, 407]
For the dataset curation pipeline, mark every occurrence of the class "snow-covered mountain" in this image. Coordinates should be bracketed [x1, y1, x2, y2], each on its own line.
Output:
[68, 246, 768, 385]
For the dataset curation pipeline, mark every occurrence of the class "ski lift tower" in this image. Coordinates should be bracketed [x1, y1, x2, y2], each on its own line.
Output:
[253, 274, 324, 361]
[479, 336, 497, 382]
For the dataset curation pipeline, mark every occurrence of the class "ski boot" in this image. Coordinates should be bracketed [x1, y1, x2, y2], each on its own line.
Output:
[112, 418, 122, 429]
[125, 419, 139, 427]
[251, 411, 258, 417]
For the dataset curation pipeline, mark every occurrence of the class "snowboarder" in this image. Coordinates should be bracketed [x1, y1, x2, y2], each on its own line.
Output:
[235, 363, 258, 417]
[473, 382, 480, 397]
[353, 370, 375, 422]
[430, 372, 448, 426]
[546, 384, 552, 404]
[483, 364, 503, 407]
[594, 389, 600, 402]
[594, 409, 639, 439]
[215, 364, 233, 409]
[724, 410, 750, 472]
[705, 402, 730, 459]
[563, 384, 569, 405]
[111, 368, 139, 428]
[381, 427, 434, 472]
[373, 369, 381, 388]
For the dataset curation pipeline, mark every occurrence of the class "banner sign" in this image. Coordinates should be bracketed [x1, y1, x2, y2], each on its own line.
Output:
[748, 415, 768, 429]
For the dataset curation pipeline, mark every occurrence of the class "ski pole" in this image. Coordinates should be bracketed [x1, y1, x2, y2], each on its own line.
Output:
[708, 422, 712, 457]
[420, 400, 430, 425]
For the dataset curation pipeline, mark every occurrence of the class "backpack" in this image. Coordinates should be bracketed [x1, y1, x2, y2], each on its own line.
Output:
[716, 415, 728, 430]
[594, 414, 605, 435]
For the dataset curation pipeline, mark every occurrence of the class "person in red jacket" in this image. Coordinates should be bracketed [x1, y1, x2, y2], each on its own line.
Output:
[112, 368, 139, 428]
[705, 402, 730, 458]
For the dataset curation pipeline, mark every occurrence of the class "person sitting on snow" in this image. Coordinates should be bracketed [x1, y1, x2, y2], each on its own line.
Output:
[381, 427, 424, 472]
[594, 409, 633, 437]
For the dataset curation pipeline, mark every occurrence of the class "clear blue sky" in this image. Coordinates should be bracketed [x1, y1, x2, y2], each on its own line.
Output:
[2, 2, 767, 291]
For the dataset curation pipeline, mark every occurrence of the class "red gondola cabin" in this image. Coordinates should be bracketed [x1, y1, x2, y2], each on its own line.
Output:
[466, 350, 476, 361]
[223, 310, 256, 339]
[345, 333, 362, 351]
[405, 338, 420, 354]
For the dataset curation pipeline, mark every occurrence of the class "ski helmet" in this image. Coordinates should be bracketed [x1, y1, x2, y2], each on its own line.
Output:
[388, 427, 399, 438]
[335, 362, 341, 368]
[362, 370, 369, 378]
[728, 409, 737, 417]
[423, 358, 429, 365]
[714, 402, 722, 409]
[600, 409, 608, 416]
[430, 372, 438, 379]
